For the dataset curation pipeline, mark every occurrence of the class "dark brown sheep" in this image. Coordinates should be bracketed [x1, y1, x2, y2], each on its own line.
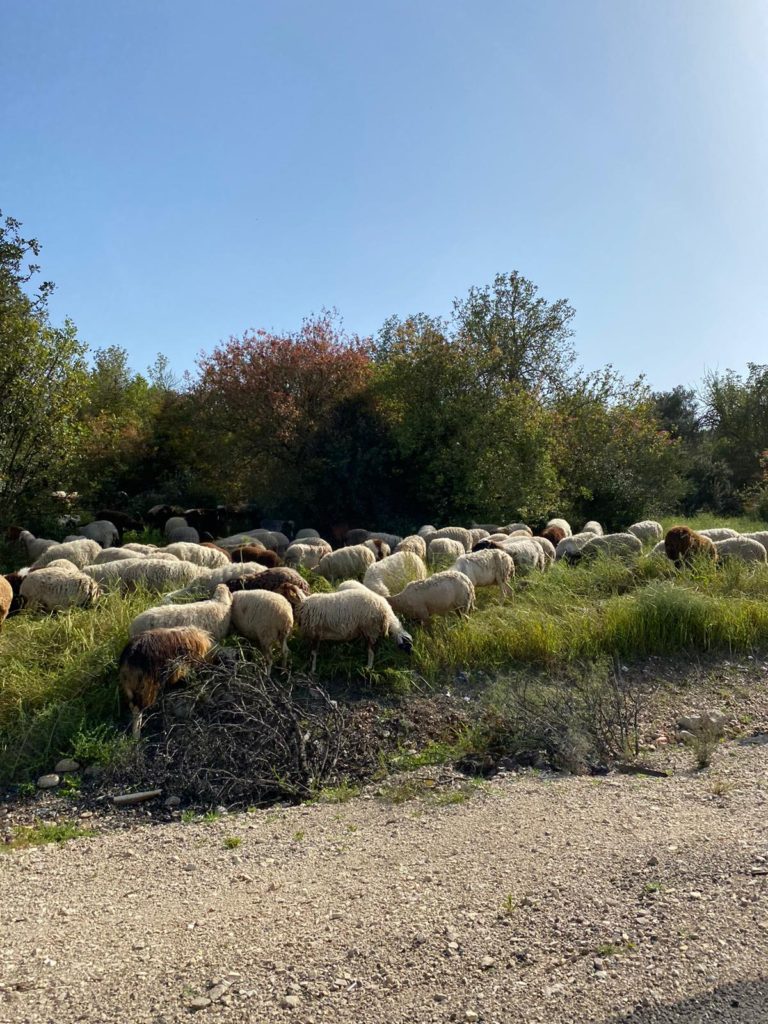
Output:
[118, 626, 216, 738]
[199, 542, 233, 559]
[144, 504, 185, 529]
[185, 506, 229, 536]
[226, 567, 310, 607]
[345, 528, 369, 546]
[230, 544, 281, 568]
[664, 525, 718, 567]
[540, 525, 566, 549]
[3, 572, 26, 616]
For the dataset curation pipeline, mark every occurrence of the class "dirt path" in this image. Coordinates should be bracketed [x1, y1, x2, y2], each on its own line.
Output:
[2, 739, 768, 1024]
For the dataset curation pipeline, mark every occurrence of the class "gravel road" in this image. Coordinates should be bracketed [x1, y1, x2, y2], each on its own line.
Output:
[2, 738, 768, 1024]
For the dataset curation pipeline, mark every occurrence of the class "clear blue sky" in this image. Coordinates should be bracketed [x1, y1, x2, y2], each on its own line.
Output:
[2, 0, 766, 390]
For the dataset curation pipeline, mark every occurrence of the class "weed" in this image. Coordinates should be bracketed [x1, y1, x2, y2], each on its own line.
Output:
[691, 726, 721, 770]
[708, 777, 734, 796]
[3, 820, 94, 852]
[501, 893, 516, 916]
[292, 830, 305, 842]
[58, 774, 81, 798]
[313, 782, 360, 804]
[222, 836, 242, 850]
[181, 809, 222, 824]
[643, 881, 664, 894]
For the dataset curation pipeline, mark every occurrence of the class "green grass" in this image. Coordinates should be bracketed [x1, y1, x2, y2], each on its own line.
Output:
[2, 820, 94, 852]
[222, 835, 242, 849]
[313, 781, 361, 803]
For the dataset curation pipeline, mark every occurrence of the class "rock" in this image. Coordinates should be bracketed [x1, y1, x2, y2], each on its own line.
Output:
[54, 758, 80, 774]
[164, 796, 181, 809]
[544, 984, 565, 997]
[206, 983, 228, 1002]
[677, 710, 728, 737]
[280, 994, 300, 1009]
[480, 956, 495, 970]
[465, 1012, 479, 1022]
[37, 774, 60, 789]
[188, 997, 212, 1011]
[647, 855, 659, 867]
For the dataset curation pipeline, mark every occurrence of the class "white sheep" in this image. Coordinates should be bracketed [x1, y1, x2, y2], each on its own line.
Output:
[713, 537, 768, 564]
[164, 516, 188, 538]
[160, 562, 266, 603]
[417, 525, 437, 537]
[742, 532, 768, 553]
[531, 535, 556, 565]
[546, 518, 572, 537]
[93, 547, 144, 564]
[648, 540, 667, 558]
[363, 551, 427, 597]
[11, 529, 58, 562]
[580, 533, 643, 560]
[427, 526, 472, 552]
[555, 532, 595, 562]
[297, 584, 413, 672]
[292, 535, 332, 552]
[20, 564, 101, 612]
[122, 542, 159, 554]
[394, 535, 428, 560]
[32, 538, 101, 570]
[387, 570, 475, 623]
[284, 543, 324, 570]
[167, 526, 201, 543]
[231, 590, 295, 670]
[364, 538, 391, 560]
[367, 531, 403, 550]
[582, 520, 604, 536]
[316, 544, 376, 582]
[453, 549, 515, 599]
[164, 542, 231, 568]
[294, 528, 321, 540]
[503, 522, 533, 535]
[129, 583, 233, 639]
[83, 557, 206, 592]
[698, 527, 739, 541]
[77, 520, 119, 548]
[427, 537, 466, 569]
[496, 538, 544, 574]
[468, 528, 490, 547]
[627, 520, 664, 543]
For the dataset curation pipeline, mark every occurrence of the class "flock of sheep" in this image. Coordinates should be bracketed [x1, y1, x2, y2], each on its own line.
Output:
[2, 512, 767, 738]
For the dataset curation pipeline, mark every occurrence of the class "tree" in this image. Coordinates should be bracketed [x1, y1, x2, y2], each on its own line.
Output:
[0, 213, 87, 521]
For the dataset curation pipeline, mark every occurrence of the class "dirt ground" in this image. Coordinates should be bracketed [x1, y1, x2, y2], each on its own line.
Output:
[2, 723, 768, 1024]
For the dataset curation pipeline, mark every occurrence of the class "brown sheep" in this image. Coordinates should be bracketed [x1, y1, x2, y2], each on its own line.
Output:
[0, 575, 13, 629]
[226, 567, 310, 608]
[664, 525, 718, 567]
[230, 544, 281, 568]
[118, 626, 216, 738]
[199, 542, 233, 559]
[540, 525, 566, 549]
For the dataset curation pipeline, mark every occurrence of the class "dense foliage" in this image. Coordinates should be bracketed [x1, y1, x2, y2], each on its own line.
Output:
[2, 212, 765, 531]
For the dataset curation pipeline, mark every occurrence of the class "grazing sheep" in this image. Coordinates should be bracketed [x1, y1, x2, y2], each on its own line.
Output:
[742, 532, 768, 554]
[498, 538, 545, 574]
[129, 583, 233, 640]
[427, 537, 466, 569]
[579, 533, 643, 561]
[317, 544, 376, 582]
[582, 520, 604, 536]
[627, 520, 664, 544]
[453, 549, 515, 599]
[468, 528, 490, 547]
[231, 590, 297, 670]
[714, 537, 768, 564]
[184, 507, 228, 537]
[363, 551, 427, 597]
[367, 531, 403, 550]
[427, 527, 472, 552]
[472, 523, 501, 534]
[166, 526, 201, 543]
[546, 518, 572, 538]
[345, 528, 370, 546]
[502, 522, 533, 535]
[225, 567, 311, 608]
[32, 538, 101, 570]
[144, 504, 184, 529]
[698, 527, 739, 541]
[664, 526, 718, 567]
[164, 542, 231, 569]
[5, 527, 58, 561]
[118, 626, 216, 738]
[555, 532, 595, 562]
[83, 557, 206, 592]
[364, 538, 390, 561]
[284, 543, 324, 570]
[93, 547, 144, 564]
[0, 575, 13, 629]
[297, 585, 413, 672]
[417, 525, 437, 537]
[20, 564, 101, 612]
[122, 542, 159, 554]
[164, 515, 188, 538]
[295, 528, 321, 540]
[531, 535, 556, 565]
[395, 535, 428, 560]
[237, 546, 281, 568]
[292, 535, 332, 552]
[3, 571, 27, 616]
[388, 570, 475, 623]
[77, 520, 119, 548]
[540, 525, 565, 549]
[648, 540, 667, 558]
[161, 562, 267, 603]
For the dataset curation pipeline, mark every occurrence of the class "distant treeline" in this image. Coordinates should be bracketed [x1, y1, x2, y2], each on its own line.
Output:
[2, 211, 767, 535]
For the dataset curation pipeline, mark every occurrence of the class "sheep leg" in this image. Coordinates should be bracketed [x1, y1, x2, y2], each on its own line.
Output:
[366, 641, 375, 671]
[310, 645, 319, 675]
[130, 706, 143, 741]
[281, 638, 289, 668]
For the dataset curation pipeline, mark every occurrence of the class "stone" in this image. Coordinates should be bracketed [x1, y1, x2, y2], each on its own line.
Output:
[188, 997, 212, 1011]
[54, 758, 80, 774]
[37, 774, 60, 789]
[480, 956, 495, 970]
[164, 796, 181, 809]
[280, 994, 300, 1009]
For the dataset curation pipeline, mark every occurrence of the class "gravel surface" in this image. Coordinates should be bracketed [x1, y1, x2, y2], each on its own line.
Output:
[2, 736, 768, 1023]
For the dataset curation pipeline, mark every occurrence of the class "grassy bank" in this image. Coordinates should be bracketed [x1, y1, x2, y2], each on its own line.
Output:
[2, 516, 768, 786]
